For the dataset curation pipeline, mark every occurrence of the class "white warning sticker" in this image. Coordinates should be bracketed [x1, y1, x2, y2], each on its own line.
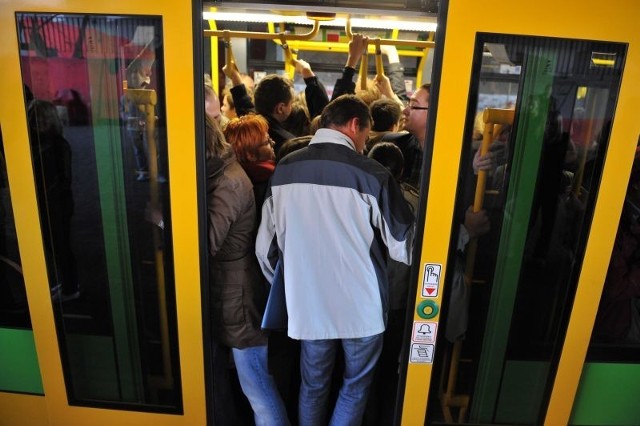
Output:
[412, 321, 438, 344]
[410, 343, 434, 363]
[422, 263, 441, 298]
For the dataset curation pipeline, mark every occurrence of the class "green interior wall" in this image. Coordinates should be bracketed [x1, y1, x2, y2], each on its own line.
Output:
[0, 328, 43, 394]
[570, 363, 640, 426]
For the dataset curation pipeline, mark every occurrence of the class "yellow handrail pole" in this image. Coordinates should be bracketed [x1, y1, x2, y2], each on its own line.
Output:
[359, 50, 369, 90]
[416, 32, 435, 87]
[441, 108, 514, 423]
[123, 87, 172, 390]
[374, 38, 384, 78]
[204, 18, 321, 41]
[281, 34, 296, 79]
[209, 19, 220, 93]
[465, 107, 515, 281]
[223, 32, 239, 76]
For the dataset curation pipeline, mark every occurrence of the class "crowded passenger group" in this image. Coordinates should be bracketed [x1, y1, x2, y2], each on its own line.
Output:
[205, 33, 432, 426]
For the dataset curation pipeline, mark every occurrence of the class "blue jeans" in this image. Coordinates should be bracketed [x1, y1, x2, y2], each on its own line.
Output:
[299, 334, 384, 426]
[232, 345, 290, 426]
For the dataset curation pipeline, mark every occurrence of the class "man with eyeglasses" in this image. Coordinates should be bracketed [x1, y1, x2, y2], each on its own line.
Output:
[381, 84, 430, 188]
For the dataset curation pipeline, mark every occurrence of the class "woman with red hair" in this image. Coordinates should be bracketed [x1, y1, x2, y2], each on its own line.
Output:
[224, 114, 276, 214]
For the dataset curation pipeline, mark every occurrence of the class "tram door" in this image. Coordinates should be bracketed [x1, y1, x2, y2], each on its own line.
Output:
[401, 1, 640, 425]
[0, 0, 206, 424]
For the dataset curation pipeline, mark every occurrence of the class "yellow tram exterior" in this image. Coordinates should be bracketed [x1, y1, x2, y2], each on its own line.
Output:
[1, 0, 639, 425]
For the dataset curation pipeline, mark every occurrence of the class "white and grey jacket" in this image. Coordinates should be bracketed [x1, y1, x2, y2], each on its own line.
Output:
[256, 128, 415, 340]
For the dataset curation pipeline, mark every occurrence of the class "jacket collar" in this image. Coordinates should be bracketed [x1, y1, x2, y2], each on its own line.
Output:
[310, 128, 356, 151]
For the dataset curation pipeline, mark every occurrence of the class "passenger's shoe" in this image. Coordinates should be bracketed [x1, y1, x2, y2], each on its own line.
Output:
[50, 284, 61, 296]
[52, 286, 81, 303]
[60, 291, 81, 302]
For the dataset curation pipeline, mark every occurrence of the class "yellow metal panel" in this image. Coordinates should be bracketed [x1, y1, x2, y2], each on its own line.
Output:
[0, 393, 49, 426]
[0, 1, 204, 425]
[401, 0, 640, 425]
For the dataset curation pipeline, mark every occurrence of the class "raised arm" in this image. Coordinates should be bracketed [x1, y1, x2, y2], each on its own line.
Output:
[293, 58, 329, 119]
[331, 33, 369, 100]
[223, 60, 255, 117]
[381, 44, 408, 102]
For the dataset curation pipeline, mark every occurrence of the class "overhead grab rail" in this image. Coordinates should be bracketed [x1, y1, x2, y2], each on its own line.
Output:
[204, 18, 321, 42]
[204, 14, 435, 49]
[205, 13, 435, 83]
[345, 17, 435, 49]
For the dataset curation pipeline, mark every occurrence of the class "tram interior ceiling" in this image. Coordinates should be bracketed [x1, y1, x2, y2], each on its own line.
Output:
[202, 4, 438, 98]
[211, 0, 439, 14]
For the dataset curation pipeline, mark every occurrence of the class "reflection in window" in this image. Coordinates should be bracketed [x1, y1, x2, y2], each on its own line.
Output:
[17, 13, 181, 412]
[429, 35, 625, 425]
[589, 138, 640, 354]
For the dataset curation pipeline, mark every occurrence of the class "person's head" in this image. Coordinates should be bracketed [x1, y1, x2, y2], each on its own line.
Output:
[283, 103, 311, 137]
[253, 74, 294, 123]
[368, 142, 404, 180]
[204, 113, 229, 160]
[320, 95, 372, 153]
[126, 59, 152, 89]
[204, 75, 221, 123]
[370, 98, 402, 132]
[240, 73, 255, 91]
[223, 114, 275, 163]
[309, 115, 322, 135]
[27, 100, 63, 137]
[402, 84, 430, 147]
[277, 135, 313, 163]
[220, 87, 237, 120]
[355, 79, 382, 106]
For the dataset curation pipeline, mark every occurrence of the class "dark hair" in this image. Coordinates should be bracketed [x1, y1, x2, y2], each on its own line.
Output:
[368, 142, 404, 180]
[419, 83, 431, 93]
[319, 95, 371, 131]
[253, 74, 293, 117]
[283, 103, 310, 137]
[370, 98, 402, 132]
[277, 135, 312, 163]
[28, 100, 63, 136]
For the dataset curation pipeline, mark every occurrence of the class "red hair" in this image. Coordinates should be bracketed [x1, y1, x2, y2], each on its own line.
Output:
[223, 114, 269, 163]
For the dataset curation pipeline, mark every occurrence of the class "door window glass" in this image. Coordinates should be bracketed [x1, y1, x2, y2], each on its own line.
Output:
[17, 13, 182, 412]
[428, 34, 625, 424]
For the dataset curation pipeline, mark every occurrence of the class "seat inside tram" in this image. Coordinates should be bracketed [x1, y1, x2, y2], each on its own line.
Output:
[1, 3, 640, 425]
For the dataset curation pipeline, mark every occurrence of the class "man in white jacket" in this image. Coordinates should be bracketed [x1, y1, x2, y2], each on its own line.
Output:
[256, 95, 415, 426]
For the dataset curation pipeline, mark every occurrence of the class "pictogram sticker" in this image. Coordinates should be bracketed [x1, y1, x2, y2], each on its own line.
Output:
[409, 343, 434, 363]
[412, 321, 438, 343]
[422, 263, 441, 297]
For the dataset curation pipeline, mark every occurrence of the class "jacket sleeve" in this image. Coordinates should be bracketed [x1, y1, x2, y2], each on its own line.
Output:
[230, 84, 255, 117]
[304, 76, 329, 119]
[386, 62, 408, 102]
[377, 175, 416, 266]
[255, 192, 279, 283]
[331, 66, 357, 101]
[207, 175, 242, 258]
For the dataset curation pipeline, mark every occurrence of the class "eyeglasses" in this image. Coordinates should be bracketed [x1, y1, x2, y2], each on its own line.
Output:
[406, 103, 429, 111]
